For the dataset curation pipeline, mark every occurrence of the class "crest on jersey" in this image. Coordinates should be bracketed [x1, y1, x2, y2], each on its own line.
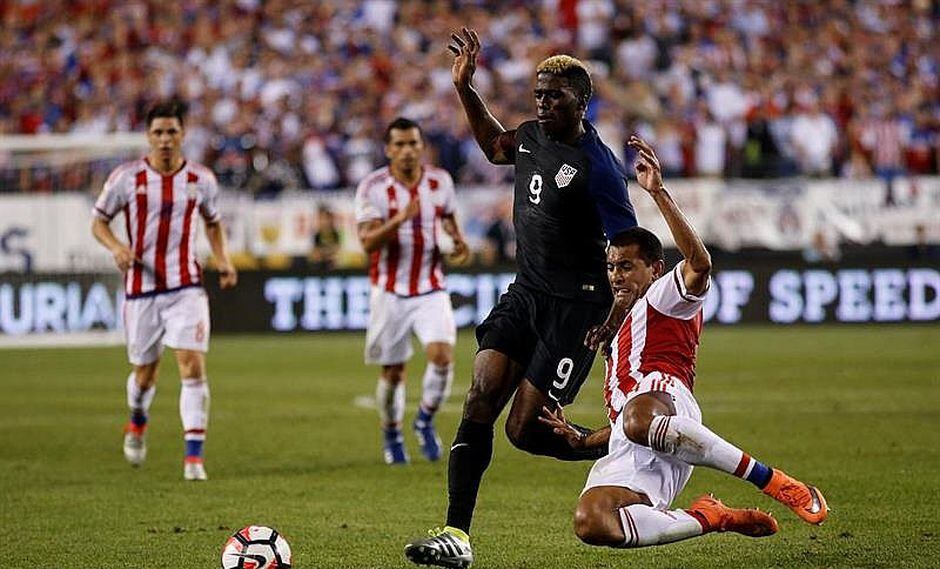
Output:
[555, 164, 578, 188]
[186, 183, 199, 198]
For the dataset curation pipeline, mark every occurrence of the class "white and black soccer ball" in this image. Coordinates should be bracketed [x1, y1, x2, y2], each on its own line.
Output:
[221, 525, 292, 569]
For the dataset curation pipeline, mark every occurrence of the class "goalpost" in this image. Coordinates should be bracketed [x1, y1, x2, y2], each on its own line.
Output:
[0, 133, 147, 347]
[0, 133, 148, 195]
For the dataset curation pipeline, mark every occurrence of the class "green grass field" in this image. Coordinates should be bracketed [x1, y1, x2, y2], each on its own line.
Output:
[2, 325, 939, 568]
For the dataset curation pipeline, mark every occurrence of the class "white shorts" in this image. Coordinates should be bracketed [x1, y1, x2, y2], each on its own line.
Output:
[123, 287, 211, 365]
[364, 288, 456, 365]
[582, 372, 702, 510]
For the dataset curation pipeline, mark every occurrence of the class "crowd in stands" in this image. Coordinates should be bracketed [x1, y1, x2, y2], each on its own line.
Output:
[1, 0, 938, 194]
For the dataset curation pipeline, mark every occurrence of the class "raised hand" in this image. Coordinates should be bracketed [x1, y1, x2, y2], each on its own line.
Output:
[627, 135, 664, 193]
[447, 27, 480, 88]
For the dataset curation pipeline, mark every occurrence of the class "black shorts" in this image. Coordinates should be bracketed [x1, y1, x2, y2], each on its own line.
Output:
[475, 283, 609, 406]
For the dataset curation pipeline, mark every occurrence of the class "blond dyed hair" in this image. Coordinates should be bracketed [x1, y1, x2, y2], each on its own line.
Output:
[535, 55, 593, 105]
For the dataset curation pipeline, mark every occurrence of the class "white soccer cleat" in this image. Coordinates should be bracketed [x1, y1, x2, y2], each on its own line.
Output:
[183, 458, 208, 481]
[404, 526, 473, 568]
[123, 424, 147, 467]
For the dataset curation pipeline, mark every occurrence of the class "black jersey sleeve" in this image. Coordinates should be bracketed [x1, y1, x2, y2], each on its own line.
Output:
[582, 143, 637, 239]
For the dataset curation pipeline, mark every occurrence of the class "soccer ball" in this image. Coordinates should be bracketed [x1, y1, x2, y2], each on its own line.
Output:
[220, 526, 292, 569]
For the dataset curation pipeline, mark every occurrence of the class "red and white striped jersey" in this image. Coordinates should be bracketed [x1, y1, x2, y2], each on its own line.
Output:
[93, 158, 220, 298]
[603, 262, 708, 422]
[354, 166, 456, 297]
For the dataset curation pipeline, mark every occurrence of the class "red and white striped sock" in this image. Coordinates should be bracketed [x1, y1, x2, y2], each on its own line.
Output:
[648, 415, 774, 488]
[648, 415, 746, 474]
[617, 504, 703, 548]
[180, 378, 209, 458]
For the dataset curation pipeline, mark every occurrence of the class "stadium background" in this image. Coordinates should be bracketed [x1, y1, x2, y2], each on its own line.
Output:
[1, 1, 939, 568]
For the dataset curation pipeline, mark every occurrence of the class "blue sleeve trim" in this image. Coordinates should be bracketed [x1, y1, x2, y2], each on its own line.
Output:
[583, 141, 637, 239]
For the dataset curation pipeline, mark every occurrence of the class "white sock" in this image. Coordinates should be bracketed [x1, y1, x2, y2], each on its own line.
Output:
[647, 415, 744, 474]
[375, 378, 405, 429]
[618, 504, 703, 547]
[180, 378, 209, 442]
[126, 371, 156, 412]
[419, 362, 453, 416]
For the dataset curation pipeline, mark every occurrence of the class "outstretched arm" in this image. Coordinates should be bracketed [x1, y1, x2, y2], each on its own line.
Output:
[447, 27, 516, 165]
[628, 135, 711, 296]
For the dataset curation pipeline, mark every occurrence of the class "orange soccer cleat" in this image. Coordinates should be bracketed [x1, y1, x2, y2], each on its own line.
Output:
[762, 468, 829, 525]
[687, 494, 778, 537]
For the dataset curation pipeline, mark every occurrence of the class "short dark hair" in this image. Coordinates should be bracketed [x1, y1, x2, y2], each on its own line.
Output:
[146, 99, 187, 128]
[536, 55, 593, 107]
[610, 227, 663, 266]
[383, 117, 422, 143]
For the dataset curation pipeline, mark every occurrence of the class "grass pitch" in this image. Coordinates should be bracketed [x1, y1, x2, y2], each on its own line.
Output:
[1, 325, 938, 568]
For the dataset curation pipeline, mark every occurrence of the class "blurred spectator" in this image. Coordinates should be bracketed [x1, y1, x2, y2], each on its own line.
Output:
[0, 0, 937, 193]
[310, 204, 342, 270]
[790, 99, 838, 177]
[802, 229, 841, 264]
[480, 197, 514, 267]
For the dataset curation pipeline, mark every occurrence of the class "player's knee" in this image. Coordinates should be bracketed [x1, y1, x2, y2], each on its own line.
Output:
[134, 364, 159, 389]
[503, 417, 534, 452]
[382, 364, 405, 384]
[180, 361, 204, 380]
[622, 407, 654, 446]
[463, 375, 501, 422]
[427, 351, 452, 369]
[573, 504, 617, 546]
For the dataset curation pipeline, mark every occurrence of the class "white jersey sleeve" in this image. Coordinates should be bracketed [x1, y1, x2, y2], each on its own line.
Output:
[354, 178, 383, 223]
[198, 169, 222, 223]
[644, 260, 711, 320]
[94, 165, 131, 220]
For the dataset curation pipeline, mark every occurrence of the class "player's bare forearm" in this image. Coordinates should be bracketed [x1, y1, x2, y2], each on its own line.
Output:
[205, 221, 237, 287]
[441, 214, 470, 263]
[604, 288, 635, 330]
[91, 217, 122, 252]
[204, 222, 229, 263]
[92, 217, 136, 272]
[580, 425, 611, 450]
[441, 215, 464, 243]
[586, 288, 636, 350]
[540, 405, 610, 451]
[629, 134, 710, 294]
[649, 187, 711, 276]
[455, 84, 514, 165]
[358, 218, 403, 254]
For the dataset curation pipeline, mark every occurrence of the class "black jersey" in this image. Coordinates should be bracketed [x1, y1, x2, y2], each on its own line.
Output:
[510, 120, 637, 302]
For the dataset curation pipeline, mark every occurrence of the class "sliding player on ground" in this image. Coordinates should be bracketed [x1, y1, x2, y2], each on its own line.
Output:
[539, 135, 828, 550]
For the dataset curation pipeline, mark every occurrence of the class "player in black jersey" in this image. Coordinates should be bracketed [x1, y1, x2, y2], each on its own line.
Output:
[405, 28, 637, 568]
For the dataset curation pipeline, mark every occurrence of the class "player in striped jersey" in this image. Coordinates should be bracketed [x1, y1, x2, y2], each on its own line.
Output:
[539, 136, 828, 550]
[91, 100, 237, 481]
[355, 118, 469, 465]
